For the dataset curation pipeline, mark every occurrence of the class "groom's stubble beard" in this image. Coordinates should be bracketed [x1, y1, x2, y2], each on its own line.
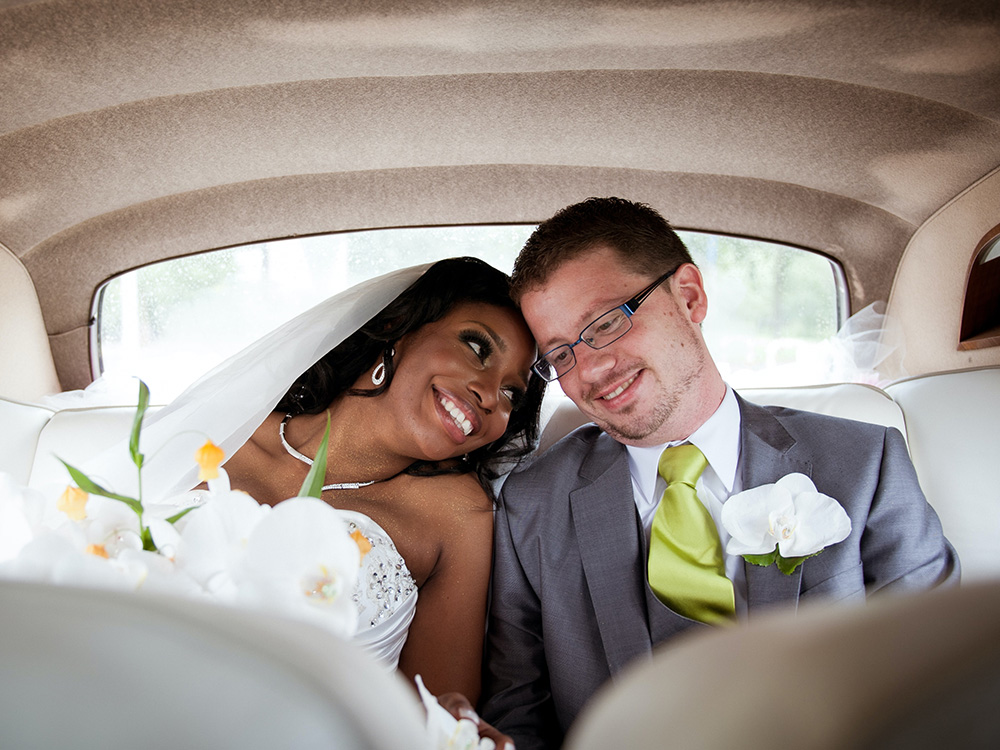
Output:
[588, 327, 707, 445]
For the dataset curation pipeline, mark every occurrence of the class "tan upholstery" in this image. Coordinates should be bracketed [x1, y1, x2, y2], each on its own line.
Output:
[888, 170, 1000, 376]
[0, 579, 426, 750]
[2, 1, 1000, 385]
[566, 580, 1000, 750]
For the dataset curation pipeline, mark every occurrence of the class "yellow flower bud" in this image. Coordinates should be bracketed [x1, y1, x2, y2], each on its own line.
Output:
[195, 440, 225, 481]
[85, 544, 109, 559]
[57, 486, 89, 521]
[350, 529, 372, 563]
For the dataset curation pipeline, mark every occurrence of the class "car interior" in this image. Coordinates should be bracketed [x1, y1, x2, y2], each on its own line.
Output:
[1, 1, 998, 747]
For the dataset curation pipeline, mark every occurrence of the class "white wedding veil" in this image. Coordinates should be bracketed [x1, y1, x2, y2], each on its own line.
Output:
[83, 263, 430, 503]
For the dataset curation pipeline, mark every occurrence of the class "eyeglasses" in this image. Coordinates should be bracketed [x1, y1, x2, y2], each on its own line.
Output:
[531, 267, 678, 381]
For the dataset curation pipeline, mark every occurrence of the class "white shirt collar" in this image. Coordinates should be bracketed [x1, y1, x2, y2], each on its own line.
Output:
[626, 385, 742, 502]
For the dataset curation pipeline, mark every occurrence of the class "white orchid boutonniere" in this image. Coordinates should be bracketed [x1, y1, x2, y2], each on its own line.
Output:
[721, 473, 851, 575]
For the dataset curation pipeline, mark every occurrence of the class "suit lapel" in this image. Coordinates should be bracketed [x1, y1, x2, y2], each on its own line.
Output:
[737, 396, 809, 618]
[566, 398, 814, 658]
[570, 434, 653, 674]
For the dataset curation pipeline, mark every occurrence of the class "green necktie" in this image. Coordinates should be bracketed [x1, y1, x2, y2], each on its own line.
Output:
[647, 443, 735, 624]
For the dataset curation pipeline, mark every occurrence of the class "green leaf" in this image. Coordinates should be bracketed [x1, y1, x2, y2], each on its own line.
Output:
[776, 550, 822, 576]
[165, 506, 199, 525]
[742, 550, 778, 567]
[140, 525, 157, 552]
[129, 380, 150, 470]
[298, 412, 331, 499]
[58, 459, 143, 515]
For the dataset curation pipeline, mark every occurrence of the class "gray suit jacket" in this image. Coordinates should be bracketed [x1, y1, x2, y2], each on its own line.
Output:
[480, 395, 959, 750]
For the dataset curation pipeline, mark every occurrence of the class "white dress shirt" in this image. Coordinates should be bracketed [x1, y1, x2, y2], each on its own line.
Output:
[626, 385, 748, 616]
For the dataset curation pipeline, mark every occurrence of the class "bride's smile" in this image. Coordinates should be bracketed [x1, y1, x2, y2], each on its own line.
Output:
[385, 301, 535, 462]
[434, 387, 478, 439]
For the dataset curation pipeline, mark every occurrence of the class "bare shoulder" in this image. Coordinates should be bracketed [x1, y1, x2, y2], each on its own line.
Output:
[402, 470, 493, 527]
[371, 470, 493, 585]
[411, 473, 493, 577]
[391, 472, 494, 559]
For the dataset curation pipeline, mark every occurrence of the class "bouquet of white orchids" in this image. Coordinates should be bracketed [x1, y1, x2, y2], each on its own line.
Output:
[0, 381, 363, 638]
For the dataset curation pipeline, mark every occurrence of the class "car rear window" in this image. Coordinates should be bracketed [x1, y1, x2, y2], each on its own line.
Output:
[94, 226, 846, 402]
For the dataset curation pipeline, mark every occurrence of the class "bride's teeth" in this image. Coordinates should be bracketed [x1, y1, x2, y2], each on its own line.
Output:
[440, 396, 474, 436]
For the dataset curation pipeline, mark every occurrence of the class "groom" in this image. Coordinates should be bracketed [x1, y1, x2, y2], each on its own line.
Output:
[478, 197, 959, 750]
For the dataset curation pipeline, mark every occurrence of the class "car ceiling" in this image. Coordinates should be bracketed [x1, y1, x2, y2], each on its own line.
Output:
[2, 0, 999, 389]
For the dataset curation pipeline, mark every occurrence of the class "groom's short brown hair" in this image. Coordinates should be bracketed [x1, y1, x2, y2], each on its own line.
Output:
[510, 196, 693, 302]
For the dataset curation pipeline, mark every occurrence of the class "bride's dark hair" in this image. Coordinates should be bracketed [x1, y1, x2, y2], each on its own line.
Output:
[276, 257, 546, 494]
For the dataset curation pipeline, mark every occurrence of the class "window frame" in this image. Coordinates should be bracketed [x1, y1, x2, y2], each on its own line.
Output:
[959, 222, 1000, 351]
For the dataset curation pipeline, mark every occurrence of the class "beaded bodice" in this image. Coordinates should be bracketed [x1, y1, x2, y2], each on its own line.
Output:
[338, 509, 418, 668]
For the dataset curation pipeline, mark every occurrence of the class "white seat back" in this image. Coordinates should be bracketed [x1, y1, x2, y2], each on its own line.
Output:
[25, 404, 152, 497]
[0, 398, 54, 485]
[741, 382, 907, 437]
[538, 382, 906, 454]
[566, 580, 1000, 750]
[886, 367, 1000, 582]
[0, 579, 426, 750]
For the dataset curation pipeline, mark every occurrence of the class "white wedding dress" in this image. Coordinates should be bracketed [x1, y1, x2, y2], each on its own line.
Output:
[343, 510, 418, 668]
[82, 264, 431, 669]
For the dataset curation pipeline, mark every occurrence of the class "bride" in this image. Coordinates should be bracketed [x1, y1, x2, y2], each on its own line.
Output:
[215, 256, 545, 701]
[86, 257, 544, 711]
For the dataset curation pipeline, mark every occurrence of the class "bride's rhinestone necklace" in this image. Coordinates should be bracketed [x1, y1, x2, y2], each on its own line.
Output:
[279, 412, 384, 491]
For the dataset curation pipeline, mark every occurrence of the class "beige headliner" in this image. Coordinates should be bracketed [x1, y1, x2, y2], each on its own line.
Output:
[1, 0, 999, 389]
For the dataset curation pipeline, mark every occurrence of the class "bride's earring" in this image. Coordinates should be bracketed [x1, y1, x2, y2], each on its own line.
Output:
[371, 347, 395, 386]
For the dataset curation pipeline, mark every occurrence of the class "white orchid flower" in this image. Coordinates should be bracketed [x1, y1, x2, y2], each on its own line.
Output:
[173, 487, 270, 600]
[0, 477, 189, 592]
[115, 547, 206, 597]
[1, 411, 367, 642]
[234, 497, 360, 638]
[0, 534, 145, 590]
[146, 517, 182, 559]
[721, 473, 851, 574]
[69, 494, 146, 557]
[1, 473, 78, 552]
